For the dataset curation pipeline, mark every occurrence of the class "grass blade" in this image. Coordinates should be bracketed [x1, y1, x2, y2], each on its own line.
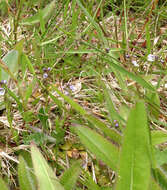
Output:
[105, 57, 155, 91]
[76, 0, 107, 46]
[18, 156, 36, 190]
[51, 86, 122, 144]
[60, 161, 81, 190]
[115, 101, 151, 190]
[21, 0, 56, 26]
[73, 126, 119, 171]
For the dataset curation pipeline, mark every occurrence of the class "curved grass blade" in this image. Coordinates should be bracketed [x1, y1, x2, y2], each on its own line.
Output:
[73, 126, 119, 171]
[21, 0, 56, 26]
[0, 50, 18, 82]
[105, 57, 155, 92]
[18, 156, 36, 190]
[60, 161, 81, 190]
[115, 101, 151, 190]
[31, 144, 64, 190]
[51, 86, 122, 144]
[76, 0, 107, 46]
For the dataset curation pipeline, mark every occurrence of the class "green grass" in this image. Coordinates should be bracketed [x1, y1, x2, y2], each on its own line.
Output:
[0, 0, 167, 189]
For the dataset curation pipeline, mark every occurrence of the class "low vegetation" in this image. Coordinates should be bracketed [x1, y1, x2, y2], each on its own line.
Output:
[0, 0, 167, 190]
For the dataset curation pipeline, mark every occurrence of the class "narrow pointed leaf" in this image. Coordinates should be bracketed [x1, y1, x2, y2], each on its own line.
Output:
[106, 57, 155, 91]
[73, 126, 119, 171]
[51, 86, 122, 144]
[18, 156, 36, 190]
[21, 0, 56, 25]
[116, 101, 151, 190]
[60, 161, 81, 190]
[1, 50, 18, 81]
[31, 144, 64, 190]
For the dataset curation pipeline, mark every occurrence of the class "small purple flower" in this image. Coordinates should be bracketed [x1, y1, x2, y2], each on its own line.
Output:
[47, 67, 51, 71]
[160, 59, 165, 64]
[0, 88, 5, 95]
[0, 80, 7, 84]
[125, 54, 130, 58]
[69, 85, 75, 92]
[115, 123, 119, 127]
[132, 60, 139, 67]
[43, 73, 48, 79]
[105, 48, 110, 53]
[64, 90, 69, 95]
[147, 54, 156, 62]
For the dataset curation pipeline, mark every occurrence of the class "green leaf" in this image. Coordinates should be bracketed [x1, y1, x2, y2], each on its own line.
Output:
[147, 91, 160, 119]
[105, 57, 155, 91]
[31, 144, 64, 190]
[18, 156, 36, 190]
[154, 148, 167, 166]
[154, 167, 167, 190]
[83, 174, 102, 190]
[115, 101, 151, 190]
[52, 86, 122, 145]
[103, 86, 125, 124]
[21, 0, 56, 25]
[60, 161, 81, 190]
[76, 0, 107, 46]
[0, 178, 9, 190]
[151, 130, 167, 146]
[1, 50, 18, 81]
[73, 126, 119, 171]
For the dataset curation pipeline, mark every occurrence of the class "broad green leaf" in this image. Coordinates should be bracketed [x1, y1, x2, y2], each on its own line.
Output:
[18, 156, 36, 190]
[31, 144, 64, 190]
[51, 86, 122, 145]
[86, 114, 122, 145]
[0, 178, 9, 190]
[115, 101, 151, 190]
[60, 161, 81, 190]
[73, 126, 119, 171]
[151, 131, 167, 145]
[1, 50, 18, 81]
[21, 0, 56, 25]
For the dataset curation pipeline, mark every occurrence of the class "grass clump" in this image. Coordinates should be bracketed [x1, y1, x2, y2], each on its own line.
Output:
[0, 0, 167, 189]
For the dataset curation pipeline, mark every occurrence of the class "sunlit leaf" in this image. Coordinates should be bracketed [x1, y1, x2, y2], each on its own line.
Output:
[73, 126, 119, 171]
[51, 86, 122, 145]
[31, 144, 64, 190]
[21, 0, 56, 25]
[60, 161, 81, 190]
[18, 156, 36, 190]
[1, 50, 18, 81]
[115, 101, 151, 190]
